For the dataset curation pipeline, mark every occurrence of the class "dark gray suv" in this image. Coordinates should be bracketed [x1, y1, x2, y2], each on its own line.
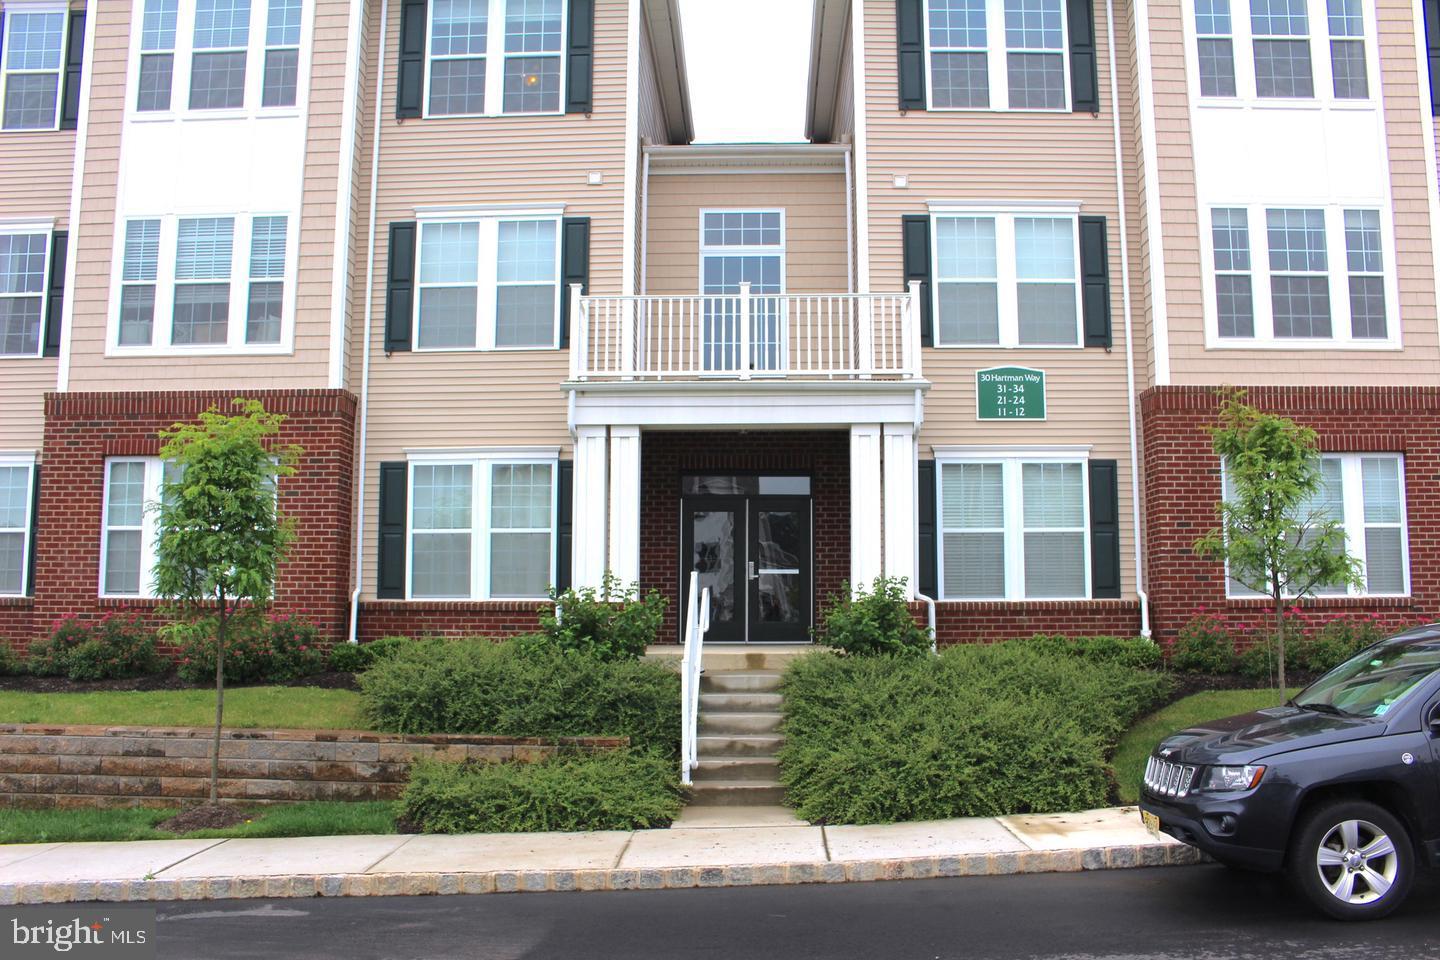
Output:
[1139, 624, 1440, 920]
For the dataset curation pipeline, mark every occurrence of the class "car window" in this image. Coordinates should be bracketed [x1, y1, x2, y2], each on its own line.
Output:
[1294, 642, 1440, 718]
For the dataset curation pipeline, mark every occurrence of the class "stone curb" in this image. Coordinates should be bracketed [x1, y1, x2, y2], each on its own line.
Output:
[0, 843, 1205, 905]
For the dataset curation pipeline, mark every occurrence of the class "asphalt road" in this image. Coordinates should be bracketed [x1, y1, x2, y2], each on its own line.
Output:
[150, 865, 1440, 960]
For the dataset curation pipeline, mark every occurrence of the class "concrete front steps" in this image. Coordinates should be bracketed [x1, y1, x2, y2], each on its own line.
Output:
[690, 669, 787, 807]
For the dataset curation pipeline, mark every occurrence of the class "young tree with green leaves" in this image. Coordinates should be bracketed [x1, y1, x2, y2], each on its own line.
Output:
[154, 399, 299, 803]
[1193, 391, 1361, 699]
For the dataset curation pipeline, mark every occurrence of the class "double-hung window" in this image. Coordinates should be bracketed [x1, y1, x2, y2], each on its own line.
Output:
[0, 456, 35, 596]
[926, 0, 1069, 111]
[699, 210, 785, 372]
[112, 213, 294, 351]
[100, 457, 174, 597]
[932, 210, 1080, 347]
[0, 228, 49, 357]
[425, 0, 564, 117]
[414, 215, 560, 350]
[1189, 0, 1372, 102]
[938, 453, 1091, 600]
[407, 454, 556, 599]
[1224, 453, 1408, 598]
[1205, 204, 1394, 346]
[1, 7, 67, 130]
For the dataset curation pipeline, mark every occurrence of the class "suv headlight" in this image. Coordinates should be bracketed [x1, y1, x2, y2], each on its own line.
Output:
[1201, 764, 1266, 792]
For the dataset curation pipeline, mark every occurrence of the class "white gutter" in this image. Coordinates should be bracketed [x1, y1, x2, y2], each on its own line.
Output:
[849, 1, 870, 293]
[1131, 0, 1169, 385]
[1106, 0, 1149, 638]
[55, 2, 97, 392]
[620, 0, 641, 295]
[326, 0, 368, 389]
[348, 0, 389, 645]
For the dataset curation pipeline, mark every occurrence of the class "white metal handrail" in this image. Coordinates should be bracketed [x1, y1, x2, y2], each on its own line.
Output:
[679, 570, 711, 787]
[570, 284, 925, 383]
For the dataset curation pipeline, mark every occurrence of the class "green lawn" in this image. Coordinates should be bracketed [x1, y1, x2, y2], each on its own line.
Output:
[0, 687, 366, 730]
[0, 801, 397, 845]
[1113, 688, 1297, 805]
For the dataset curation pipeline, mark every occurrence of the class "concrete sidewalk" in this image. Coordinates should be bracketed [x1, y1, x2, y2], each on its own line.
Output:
[0, 806, 1203, 905]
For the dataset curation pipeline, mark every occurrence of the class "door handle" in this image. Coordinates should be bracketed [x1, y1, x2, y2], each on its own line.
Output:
[747, 561, 757, 581]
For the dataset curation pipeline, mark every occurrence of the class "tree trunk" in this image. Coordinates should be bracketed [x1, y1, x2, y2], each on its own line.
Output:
[1273, 589, 1287, 706]
[210, 591, 227, 805]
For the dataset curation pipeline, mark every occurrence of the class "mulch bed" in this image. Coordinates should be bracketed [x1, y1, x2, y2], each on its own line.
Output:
[0, 670, 360, 694]
[1165, 668, 1321, 704]
[156, 804, 252, 834]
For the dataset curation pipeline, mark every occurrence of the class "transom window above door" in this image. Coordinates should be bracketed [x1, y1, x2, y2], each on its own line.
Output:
[1189, 0, 1374, 102]
[425, 0, 565, 117]
[926, 0, 1071, 110]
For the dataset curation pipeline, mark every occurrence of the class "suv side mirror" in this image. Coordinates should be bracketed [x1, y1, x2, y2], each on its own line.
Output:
[1429, 705, 1440, 735]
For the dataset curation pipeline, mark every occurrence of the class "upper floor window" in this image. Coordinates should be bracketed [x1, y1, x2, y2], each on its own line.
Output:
[925, 0, 1070, 111]
[111, 213, 294, 353]
[1, 7, 67, 130]
[0, 456, 35, 596]
[132, 0, 304, 115]
[0, 229, 49, 357]
[1191, 0, 1371, 102]
[414, 214, 560, 350]
[1205, 203, 1395, 347]
[424, 0, 564, 117]
[699, 210, 784, 371]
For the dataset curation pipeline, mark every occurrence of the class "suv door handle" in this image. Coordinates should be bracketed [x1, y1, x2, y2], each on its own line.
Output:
[747, 561, 757, 581]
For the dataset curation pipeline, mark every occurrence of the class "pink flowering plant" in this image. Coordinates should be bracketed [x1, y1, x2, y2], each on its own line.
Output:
[27, 613, 162, 680]
[170, 607, 324, 685]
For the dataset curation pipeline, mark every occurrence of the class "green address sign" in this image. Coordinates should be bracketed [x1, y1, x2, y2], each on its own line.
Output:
[976, 367, 1046, 421]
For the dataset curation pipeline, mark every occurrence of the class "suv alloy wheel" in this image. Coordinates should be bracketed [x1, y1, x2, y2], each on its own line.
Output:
[1288, 800, 1415, 920]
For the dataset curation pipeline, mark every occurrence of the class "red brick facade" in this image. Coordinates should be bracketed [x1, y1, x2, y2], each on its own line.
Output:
[1141, 386, 1439, 645]
[922, 600, 1143, 645]
[15, 391, 357, 651]
[355, 600, 550, 642]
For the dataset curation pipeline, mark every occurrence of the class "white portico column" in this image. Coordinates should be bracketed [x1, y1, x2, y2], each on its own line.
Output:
[850, 424, 883, 593]
[572, 426, 608, 589]
[882, 424, 917, 597]
[607, 426, 642, 584]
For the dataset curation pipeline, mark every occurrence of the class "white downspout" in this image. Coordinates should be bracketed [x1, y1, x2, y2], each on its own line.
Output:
[1106, 0, 1150, 638]
[843, 145, 855, 292]
[348, 0, 389, 644]
[639, 149, 651, 294]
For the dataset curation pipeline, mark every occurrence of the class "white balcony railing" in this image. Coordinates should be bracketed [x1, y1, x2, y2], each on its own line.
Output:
[569, 282, 924, 382]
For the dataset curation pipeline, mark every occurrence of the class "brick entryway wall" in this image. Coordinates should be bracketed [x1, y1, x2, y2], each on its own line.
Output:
[15, 390, 357, 652]
[641, 430, 850, 643]
[1141, 386, 1438, 647]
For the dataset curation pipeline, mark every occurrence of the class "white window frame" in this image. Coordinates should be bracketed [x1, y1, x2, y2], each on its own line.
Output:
[934, 446, 1093, 601]
[105, 212, 298, 356]
[0, 453, 36, 597]
[697, 208, 788, 294]
[123, 0, 313, 122]
[1181, 0, 1380, 108]
[99, 457, 164, 599]
[0, 2, 69, 133]
[404, 448, 559, 601]
[422, 0, 568, 119]
[923, 0, 1072, 112]
[928, 204, 1083, 349]
[0, 220, 53, 359]
[412, 208, 563, 352]
[1222, 453, 1410, 599]
[1201, 203, 1400, 349]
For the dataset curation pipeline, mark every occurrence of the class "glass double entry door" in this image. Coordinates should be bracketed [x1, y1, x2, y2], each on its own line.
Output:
[682, 485, 812, 644]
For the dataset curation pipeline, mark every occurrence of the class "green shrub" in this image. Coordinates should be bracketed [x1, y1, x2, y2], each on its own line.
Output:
[399, 748, 683, 833]
[1170, 614, 1236, 674]
[777, 645, 1173, 824]
[1012, 634, 1162, 671]
[328, 635, 414, 673]
[815, 577, 931, 657]
[0, 643, 24, 677]
[538, 574, 666, 662]
[360, 638, 680, 752]
[1291, 619, 1383, 674]
[28, 614, 162, 681]
[170, 610, 325, 685]
[1236, 640, 1277, 682]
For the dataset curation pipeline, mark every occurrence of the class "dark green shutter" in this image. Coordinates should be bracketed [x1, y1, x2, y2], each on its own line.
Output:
[1426, 0, 1440, 115]
[1088, 459, 1120, 599]
[59, 12, 85, 130]
[559, 217, 590, 349]
[385, 222, 416, 352]
[43, 231, 66, 358]
[25, 466, 39, 597]
[566, 0, 594, 114]
[1079, 215, 1111, 349]
[1067, 0, 1098, 113]
[555, 460, 573, 592]
[896, 0, 925, 110]
[917, 459, 937, 599]
[902, 215, 933, 347]
[377, 462, 407, 599]
[397, 0, 427, 119]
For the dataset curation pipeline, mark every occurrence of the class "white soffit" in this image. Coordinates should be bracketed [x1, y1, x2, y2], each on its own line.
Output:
[805, 0, 850, 143]
[643, 0, 695, 144]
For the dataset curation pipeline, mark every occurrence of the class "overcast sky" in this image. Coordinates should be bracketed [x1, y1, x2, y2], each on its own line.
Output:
[677, 0, 813, 143]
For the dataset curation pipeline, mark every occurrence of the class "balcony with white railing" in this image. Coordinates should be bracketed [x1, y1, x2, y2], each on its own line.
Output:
[568, 283, 925, 383]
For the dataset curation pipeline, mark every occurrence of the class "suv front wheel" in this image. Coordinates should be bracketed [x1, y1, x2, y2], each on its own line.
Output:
[1287, 800, 1414, 921]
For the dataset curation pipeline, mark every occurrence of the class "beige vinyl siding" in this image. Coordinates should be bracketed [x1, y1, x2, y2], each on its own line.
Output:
[353, 0, 631, 598]
[861, 0, 1141, 597]
[637, 12, 666, 145]
[0, 1, 80, 225]
[1153, 0, 1440, 384]
[63, 0, 349, 390]
[645, 172, 849, 295]
[831, 18, 855, 142]
[0, 360, 54, 451]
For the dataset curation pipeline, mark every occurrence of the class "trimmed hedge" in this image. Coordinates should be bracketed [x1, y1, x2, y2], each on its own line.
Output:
[359, 638, 680, 753]
[1007, 634, 1162, 671]
[778, 645, 1173, 824]
[399, 749, 683, 833]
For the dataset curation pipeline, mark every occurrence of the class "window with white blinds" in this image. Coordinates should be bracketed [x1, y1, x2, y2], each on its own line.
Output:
[0, 458, 34, 596]
[939, 455, 1090, 600]
[1224, 453, 1408, 598]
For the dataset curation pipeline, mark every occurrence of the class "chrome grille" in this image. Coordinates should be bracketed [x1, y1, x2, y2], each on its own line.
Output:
[1144, 756, 1198, 798]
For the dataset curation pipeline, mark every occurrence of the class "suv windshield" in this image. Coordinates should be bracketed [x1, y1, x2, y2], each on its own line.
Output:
[1293, 640, 1440, 719]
